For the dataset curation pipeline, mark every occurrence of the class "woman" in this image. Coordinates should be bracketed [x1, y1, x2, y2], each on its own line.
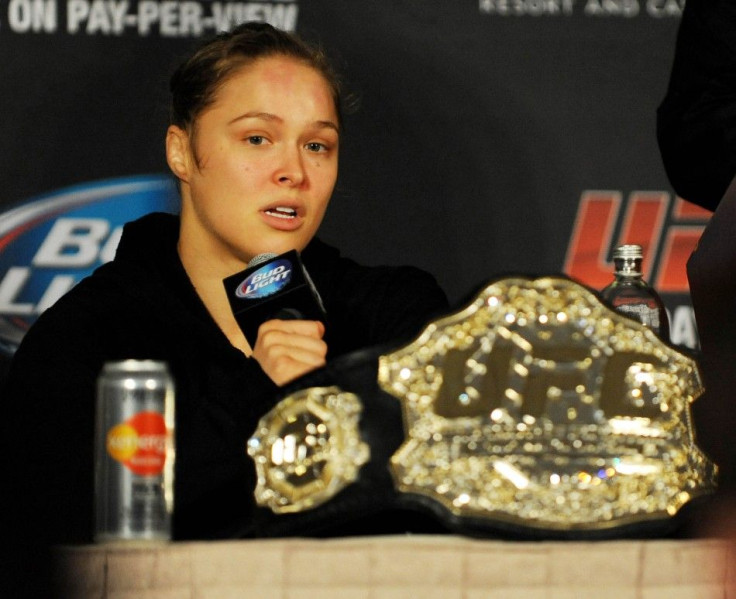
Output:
[167, 23, 342, 385]
[2, 21, 448, 568]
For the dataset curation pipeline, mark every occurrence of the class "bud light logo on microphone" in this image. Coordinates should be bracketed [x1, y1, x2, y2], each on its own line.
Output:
[235, 259, 293, 300]
[0, 175, 180, 356]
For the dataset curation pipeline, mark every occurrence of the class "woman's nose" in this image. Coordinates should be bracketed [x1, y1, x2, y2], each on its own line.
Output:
[274, 147, 306, 187]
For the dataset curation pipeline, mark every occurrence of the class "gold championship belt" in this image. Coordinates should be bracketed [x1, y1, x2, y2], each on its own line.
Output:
[247, 277, 717, 537]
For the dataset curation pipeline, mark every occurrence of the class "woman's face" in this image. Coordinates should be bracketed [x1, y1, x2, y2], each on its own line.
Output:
[169, 55, 340, 271]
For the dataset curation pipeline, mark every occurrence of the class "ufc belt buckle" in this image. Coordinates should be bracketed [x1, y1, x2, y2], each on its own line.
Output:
[247, 276, 717, 533]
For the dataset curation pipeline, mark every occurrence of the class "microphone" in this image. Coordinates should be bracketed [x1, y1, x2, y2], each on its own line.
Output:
[223, 250, 326, 345]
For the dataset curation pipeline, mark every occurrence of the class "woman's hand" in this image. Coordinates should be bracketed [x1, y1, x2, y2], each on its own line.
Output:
[251, 319, 327, 386]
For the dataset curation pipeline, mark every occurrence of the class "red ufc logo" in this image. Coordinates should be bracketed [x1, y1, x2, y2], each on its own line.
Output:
[563, 191, 711, 293]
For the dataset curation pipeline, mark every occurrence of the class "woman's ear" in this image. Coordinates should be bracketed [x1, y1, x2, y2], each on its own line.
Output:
[166, 125, 192, 182]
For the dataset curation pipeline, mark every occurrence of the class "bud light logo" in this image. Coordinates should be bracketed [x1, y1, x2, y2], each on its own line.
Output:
[0, 175, 179, 356]
[236, 259, 293, 300]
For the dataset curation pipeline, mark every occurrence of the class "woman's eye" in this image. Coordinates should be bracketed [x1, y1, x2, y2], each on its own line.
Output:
[306, 142, 328, 153]
[247, 136, 265, 145]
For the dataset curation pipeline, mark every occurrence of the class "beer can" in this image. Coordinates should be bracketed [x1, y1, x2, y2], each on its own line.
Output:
[94, 360, 175, 542]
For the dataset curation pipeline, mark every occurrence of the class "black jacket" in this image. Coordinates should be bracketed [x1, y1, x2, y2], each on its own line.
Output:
[2, 212, 449, 595]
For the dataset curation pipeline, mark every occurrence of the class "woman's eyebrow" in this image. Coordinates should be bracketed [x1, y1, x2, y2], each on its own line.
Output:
[315, 120, 340, 134]
[228, 111, 281, 125]
[228, 112, 339, 133]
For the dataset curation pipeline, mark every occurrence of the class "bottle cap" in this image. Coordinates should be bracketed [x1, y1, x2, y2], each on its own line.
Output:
[613, 244, 643, 260]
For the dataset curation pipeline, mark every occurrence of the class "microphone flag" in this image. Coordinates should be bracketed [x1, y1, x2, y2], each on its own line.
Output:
[223, 250, 326, 344]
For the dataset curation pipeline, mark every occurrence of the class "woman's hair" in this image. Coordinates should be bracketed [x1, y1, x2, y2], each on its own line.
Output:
[169, 22, 343, 141]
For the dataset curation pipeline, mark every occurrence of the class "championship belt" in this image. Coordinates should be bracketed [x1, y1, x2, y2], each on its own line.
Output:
[246, 276, 717, 538]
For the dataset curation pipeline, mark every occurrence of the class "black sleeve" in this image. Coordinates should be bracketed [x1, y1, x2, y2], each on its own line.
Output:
[1, 309, 101, 598]
[656, 0, 736, 210]
[361, 266, 450, 346]
[324, 264, 450, 357]
[301, 238, 450, 356]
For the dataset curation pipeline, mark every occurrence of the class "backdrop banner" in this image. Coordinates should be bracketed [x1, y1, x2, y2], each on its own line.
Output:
[0, 0, 701, 359]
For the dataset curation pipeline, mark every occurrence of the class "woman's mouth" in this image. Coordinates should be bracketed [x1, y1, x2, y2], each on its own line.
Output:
[264, 206, 297, 219]
[261, 205, 303, 231]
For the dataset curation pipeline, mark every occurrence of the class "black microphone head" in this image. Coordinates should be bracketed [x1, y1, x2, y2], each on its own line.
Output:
[223, 250, 326, 345]
[246, 252, 325, 314]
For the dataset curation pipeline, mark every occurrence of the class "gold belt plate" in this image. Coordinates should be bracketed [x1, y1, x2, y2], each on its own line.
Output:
[379, 276, 717, 530]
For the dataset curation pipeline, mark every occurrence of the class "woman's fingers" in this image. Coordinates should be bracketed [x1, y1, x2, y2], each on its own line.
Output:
[252, 319, 327, 385]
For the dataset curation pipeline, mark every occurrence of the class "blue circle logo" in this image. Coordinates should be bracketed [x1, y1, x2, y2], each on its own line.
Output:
[0, 175, 179, 356]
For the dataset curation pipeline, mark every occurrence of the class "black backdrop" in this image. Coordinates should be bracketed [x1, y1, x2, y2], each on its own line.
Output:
[0, 0, 703, 359]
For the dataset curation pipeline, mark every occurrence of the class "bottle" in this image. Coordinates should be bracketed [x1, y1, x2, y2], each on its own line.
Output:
[600, 244, 670, 342]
